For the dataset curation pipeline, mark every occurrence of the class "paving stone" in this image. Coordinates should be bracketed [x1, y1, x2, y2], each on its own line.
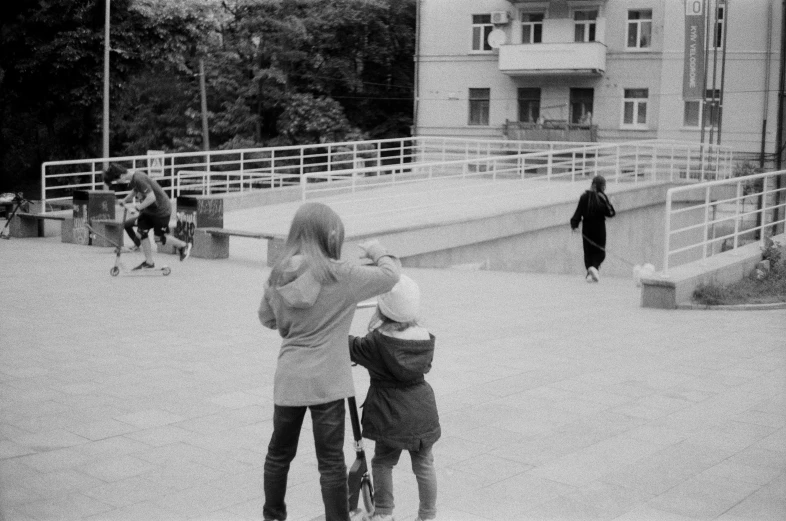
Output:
[1, 233, 784, 521]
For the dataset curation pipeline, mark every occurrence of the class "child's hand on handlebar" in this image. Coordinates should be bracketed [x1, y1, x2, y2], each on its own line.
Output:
[358, 239, 381, 260]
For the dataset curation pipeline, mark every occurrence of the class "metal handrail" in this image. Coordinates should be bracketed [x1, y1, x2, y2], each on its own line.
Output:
[39, 137, 733, 211]
[300, 140, 733, 200]
[662, 170, 786, 274]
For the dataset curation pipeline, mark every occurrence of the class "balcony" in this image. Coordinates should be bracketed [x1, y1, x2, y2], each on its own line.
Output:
[503, 120, 597, 142]
[499, 41, 606, 77]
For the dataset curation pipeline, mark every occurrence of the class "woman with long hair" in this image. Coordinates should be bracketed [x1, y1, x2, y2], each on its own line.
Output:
[258, 202, 400, 521]
[570, 175, 616, 282]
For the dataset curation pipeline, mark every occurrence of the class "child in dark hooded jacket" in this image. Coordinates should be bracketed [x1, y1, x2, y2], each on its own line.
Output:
[349, 275, 440, 521]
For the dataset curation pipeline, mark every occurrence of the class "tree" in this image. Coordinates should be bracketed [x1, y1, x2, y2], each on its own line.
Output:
[0, 0, 416, 191]
[277, 93, 354, 145]
[0, 0, 211, 190]
[215, 0, 415, 143]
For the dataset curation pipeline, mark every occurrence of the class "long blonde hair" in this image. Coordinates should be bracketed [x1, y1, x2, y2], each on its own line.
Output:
[269, 202, 345, 285]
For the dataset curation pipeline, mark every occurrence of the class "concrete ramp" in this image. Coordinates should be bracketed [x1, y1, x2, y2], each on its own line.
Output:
[220, 177, 678, 278]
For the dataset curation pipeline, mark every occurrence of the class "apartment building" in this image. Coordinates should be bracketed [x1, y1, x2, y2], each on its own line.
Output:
[414, 0, 782, 157]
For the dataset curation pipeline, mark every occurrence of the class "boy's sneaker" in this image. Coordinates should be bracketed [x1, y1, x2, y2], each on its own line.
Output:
[179, 243, 192, 262]
[132, 261, 155, 270]
[585, 271, 593, 283]
[588, 266, 600, 282]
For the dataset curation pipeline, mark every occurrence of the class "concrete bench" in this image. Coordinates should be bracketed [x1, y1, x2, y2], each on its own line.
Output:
[9, 213, 67, 238]
[193, 227, 286, 265]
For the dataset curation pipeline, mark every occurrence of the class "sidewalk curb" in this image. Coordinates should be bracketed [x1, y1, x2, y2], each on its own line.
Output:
[677, 301, 786, 311]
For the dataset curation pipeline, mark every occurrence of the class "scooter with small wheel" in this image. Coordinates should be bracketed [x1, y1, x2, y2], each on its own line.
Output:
[86, 208, 171, 277]
[309, 393, 374, 521]
[347, 394, 375, 519]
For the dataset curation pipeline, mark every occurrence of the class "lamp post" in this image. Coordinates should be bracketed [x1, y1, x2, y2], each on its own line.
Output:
[103, 0, 110, 168]
[251, 36, 262, 143]
[199, 58, 210, 151]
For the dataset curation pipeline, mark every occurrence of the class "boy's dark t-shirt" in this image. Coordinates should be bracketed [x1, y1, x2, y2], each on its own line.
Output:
[130, 172, 171, 220]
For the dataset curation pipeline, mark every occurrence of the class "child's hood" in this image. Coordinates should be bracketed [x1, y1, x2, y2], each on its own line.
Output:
[274, 255, 322, 309]
[376, 329, 435, 381]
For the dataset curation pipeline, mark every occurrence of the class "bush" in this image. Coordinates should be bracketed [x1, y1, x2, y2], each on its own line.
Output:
[692, 243, 786, 305]
[692, 281, 728, 305]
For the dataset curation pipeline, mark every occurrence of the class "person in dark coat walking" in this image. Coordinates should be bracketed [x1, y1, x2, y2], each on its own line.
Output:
[570, 175, 616, 282]
[349, 275, 440, 521]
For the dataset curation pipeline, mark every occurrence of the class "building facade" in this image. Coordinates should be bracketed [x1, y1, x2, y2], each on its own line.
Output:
[414, 0, 783, 159]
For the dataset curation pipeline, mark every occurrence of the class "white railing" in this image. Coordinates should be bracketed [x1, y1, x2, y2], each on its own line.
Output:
[38, 136, 631, 209]
[40, 137, 733, 210]
[301, 140, 734, 201]
[40, 137, 421, 208]
[663, 171, 786, 274]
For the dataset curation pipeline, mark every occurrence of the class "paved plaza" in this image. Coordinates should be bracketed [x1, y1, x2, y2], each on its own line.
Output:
[1, 234, 784, 520]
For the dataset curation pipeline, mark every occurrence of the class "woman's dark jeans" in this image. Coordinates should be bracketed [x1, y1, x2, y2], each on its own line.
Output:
[263, 399, 349, 521]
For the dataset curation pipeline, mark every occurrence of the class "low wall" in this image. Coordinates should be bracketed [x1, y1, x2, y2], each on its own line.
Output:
[639, 233, 786, 309]
[175, 167, 455, 212]
[353, 182, 679, 278]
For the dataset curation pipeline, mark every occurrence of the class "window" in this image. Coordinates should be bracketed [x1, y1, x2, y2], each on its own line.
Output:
[622, 89, 648, 127]
[712, 3, 725, 49]
[472, 14, 493, 51]
[626, 10, 652, 49]
[469, 88, 490, 126]
[518, 88, 541, 123]
[574, 10, 597, 42]
[684, 90, 722, 128]
[570, 88, 594, 126]
[521, 12, 545, 44]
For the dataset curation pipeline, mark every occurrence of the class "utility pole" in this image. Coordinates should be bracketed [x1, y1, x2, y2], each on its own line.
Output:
[103, 0, 110, 168]
[761, 0, 774, 167]
[412, 0, 421, 137]
[708, 0, 721, 144]
[716, 0, 729, 144]
[774, 0, 786, 233]
[251, 36, 262, 143]
[199, 58, 210, 151]
[758, 0, 786, 239]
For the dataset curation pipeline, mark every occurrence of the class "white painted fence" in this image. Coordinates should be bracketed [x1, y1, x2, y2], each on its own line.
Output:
[301, 140, 734, 201]
[663, 171, 786, 274]
[40, 137, 732, 210]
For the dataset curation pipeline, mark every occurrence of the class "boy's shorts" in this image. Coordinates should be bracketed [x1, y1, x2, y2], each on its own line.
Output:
[136, 213, 170, 237]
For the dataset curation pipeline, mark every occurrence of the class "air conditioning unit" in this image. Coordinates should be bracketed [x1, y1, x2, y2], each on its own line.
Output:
[491, 11, 509, 25]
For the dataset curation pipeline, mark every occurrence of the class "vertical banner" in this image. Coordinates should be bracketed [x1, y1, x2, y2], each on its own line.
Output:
[683, 0, 706, 100]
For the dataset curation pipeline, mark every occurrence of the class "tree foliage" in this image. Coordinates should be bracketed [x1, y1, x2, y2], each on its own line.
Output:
[0, 0, 415, 192]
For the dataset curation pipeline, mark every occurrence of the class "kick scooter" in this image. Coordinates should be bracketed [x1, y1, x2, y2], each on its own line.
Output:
[347, 394, 375, 519]
[86, 208, 171, 277]
[309, 394, 374, 521]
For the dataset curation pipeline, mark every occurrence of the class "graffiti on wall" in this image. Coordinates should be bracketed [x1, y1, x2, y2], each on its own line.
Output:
[175, 210, 197, 245]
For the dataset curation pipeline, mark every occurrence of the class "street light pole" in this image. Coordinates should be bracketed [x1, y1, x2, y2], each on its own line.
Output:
[103, 0, 110, 168]
[199, 58, 210, 151]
